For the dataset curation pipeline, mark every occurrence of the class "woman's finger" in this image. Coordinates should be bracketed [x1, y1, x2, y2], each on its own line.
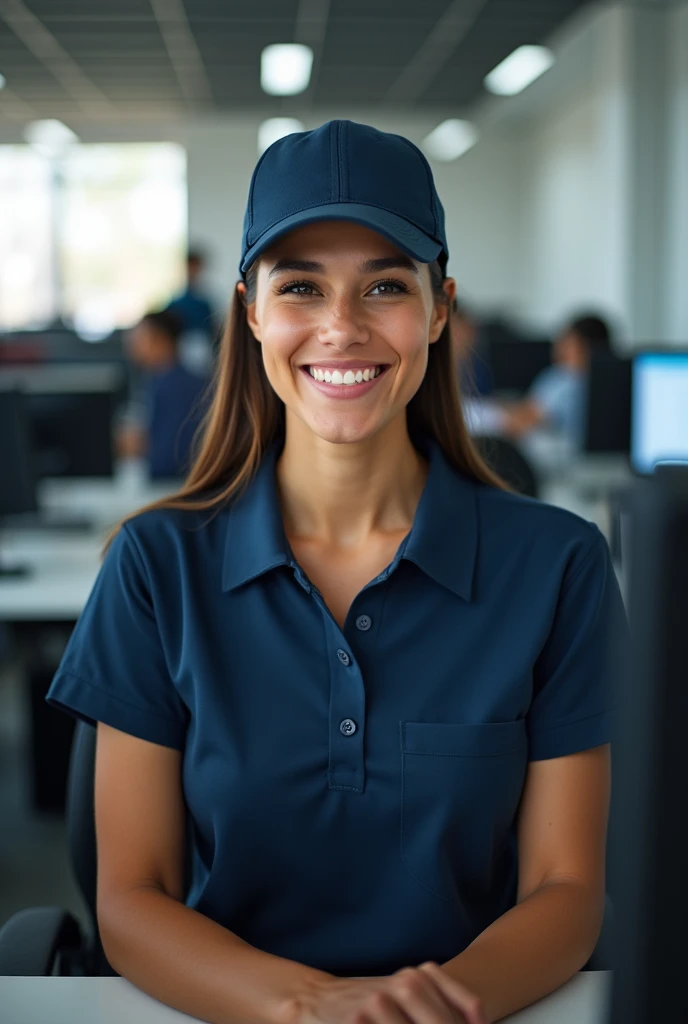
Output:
[389, 967, 466, 1024]
[362, 989, 416, 1024]
[417, 963, 487, 1024]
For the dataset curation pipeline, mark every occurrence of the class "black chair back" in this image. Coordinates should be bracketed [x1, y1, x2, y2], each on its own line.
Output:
[475, 435, 540, 499]
[65, 720, 193, 975]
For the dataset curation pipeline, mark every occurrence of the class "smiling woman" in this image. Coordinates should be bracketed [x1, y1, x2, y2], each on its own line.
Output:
[46, 121, 625, 1024]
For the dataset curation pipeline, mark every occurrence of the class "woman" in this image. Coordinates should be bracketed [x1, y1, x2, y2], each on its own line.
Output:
[47, 121, 625, 1024]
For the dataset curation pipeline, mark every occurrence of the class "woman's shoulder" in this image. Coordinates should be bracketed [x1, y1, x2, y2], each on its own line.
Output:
[115, 499, 230, 560]
[474, 479, 605, 561]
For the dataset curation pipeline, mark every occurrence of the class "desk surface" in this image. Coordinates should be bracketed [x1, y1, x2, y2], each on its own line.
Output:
[0, 971, 611, 1024]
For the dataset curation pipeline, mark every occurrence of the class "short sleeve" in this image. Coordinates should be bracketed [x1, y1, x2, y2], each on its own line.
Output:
[46, 524, 188, 749]
[527, 526, 627, 761]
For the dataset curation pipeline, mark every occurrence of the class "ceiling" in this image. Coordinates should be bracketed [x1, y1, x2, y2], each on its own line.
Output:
[0, 0, 594, 122]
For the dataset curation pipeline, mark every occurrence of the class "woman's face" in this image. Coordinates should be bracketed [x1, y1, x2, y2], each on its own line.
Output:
[243, 221, 453, 446]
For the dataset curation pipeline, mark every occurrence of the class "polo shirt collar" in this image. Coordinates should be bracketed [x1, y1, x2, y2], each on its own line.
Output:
[401, 438, 478, 602]
[223, 443, 291, 591]
[223, 437, 479, 601]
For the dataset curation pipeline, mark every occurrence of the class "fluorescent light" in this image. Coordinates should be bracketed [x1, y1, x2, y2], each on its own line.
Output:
[423, 119, 478, 162]
[258, 118, 305, 154]
[484, 45, 555, 96]
[261, 44, 313, 96]
[0, 73, 6, 91]
[24, 119, 79, 156]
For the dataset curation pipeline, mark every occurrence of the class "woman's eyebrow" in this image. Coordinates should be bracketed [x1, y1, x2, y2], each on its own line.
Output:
[360, 256, 419, 275]
[268, 255, 419, 277]
[269, 259, 324, 277]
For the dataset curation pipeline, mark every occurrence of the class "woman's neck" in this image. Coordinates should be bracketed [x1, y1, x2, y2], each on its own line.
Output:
[277, 416, 427, 548]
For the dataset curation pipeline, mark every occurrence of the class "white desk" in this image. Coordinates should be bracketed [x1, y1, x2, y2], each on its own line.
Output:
[1, 462, 175, 622]
[0, 971, 611, 1024]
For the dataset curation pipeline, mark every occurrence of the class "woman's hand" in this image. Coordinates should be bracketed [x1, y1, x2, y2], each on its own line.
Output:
[294, 962, 487, 1024]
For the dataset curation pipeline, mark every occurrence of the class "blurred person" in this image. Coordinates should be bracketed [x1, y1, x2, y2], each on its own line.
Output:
[166, 248, 220, 375]
[47, 123, 624, 1024]
[500, 314, 613, 446]
[165, 247, 218, 339]
[117, 310, 209, 479]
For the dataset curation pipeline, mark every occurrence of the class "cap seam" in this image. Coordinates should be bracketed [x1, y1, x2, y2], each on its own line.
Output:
[330, 121, 340, 204]
[397, 136, 440, 239]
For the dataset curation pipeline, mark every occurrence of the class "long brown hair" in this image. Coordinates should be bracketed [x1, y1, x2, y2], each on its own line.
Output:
[105, 259, 505, 553]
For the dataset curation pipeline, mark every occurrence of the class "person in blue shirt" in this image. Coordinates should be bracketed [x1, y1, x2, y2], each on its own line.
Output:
[165, 248, 218, 339]
[118, 310, 209, 479]
[47, 122, 625, 1024]
[500, 314, 614, 448]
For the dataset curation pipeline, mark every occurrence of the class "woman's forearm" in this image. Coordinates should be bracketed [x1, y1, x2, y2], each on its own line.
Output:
[99, 885, 329, 1024]
[440, 879, 604, 1023]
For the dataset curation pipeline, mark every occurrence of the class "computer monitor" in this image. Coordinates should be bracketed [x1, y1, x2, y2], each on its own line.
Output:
[0, 364, 124, 479]
[0, 389, 38, 576]
[609, 466, 688, 1021]
[631, 351, 688, 473]
[487, 338, 553, 395]
[583, 353, 631, 455]
[27, 391, 117, 478]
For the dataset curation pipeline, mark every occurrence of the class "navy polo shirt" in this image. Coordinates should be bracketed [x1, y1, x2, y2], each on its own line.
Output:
[46, 439, 626, 977]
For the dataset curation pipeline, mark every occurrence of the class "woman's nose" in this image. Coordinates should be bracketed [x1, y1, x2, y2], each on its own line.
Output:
[316, 298, 370, 350]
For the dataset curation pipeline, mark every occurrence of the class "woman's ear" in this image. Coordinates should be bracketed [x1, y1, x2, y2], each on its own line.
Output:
[429, 276, 456, 344]
[237, 281, 262, 342]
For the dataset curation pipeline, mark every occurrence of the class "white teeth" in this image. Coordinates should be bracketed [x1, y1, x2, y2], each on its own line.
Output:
[308, 366, 382, 385]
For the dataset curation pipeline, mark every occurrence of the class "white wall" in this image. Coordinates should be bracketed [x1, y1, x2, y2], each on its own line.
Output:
[478, 3, 631, 339]
[666, 3, 688, 343]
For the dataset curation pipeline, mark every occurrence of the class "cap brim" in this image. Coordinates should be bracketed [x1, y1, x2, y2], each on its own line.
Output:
[241, 203, 443, 275]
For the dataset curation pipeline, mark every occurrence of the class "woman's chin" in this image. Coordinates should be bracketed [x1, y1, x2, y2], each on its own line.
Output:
[302, 411, 386, 447]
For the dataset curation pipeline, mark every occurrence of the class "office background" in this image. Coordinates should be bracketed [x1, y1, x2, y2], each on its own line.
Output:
[0, 0, 686, 985]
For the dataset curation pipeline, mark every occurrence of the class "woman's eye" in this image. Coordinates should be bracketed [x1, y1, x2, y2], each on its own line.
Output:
[278, 281, 316, 296]
[369, 280, 408, 296]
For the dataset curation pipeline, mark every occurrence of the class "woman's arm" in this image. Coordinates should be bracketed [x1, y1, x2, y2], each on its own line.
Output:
[438, 744, 610, 1023]
[95, 723, 328, 1024]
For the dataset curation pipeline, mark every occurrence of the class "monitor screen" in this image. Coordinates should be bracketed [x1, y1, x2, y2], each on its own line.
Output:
[631, 352, 688, 473]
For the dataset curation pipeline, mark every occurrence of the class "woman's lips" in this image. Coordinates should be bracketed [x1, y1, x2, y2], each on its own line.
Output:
[300, 364, 389, 399]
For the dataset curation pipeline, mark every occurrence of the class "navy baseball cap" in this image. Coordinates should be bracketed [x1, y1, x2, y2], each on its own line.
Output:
[240, 120, 449, 277]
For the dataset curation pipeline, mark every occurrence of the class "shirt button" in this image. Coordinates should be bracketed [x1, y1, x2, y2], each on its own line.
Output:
[339, 718, 357, 736]
[355, 614, 372, 631]
[337, 649, 351, 666]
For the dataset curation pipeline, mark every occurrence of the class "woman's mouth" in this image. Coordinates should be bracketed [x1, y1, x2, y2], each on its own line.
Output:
[300, 364, 389, 399]
[306, 365, 385, 386]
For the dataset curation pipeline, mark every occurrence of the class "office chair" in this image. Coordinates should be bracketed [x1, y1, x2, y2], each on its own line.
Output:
[0, 722, 614, 976]
[474, 435, 540, 499]
[0, 720, 192, 976]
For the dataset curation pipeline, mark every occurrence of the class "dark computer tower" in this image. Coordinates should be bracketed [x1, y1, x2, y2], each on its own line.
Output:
[583, 353, 631, 455]
[609, 466, 688, 1022]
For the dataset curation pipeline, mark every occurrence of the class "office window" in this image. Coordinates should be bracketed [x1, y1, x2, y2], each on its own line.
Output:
[0, 142, 187, 337]
[0, 147, 54, 329]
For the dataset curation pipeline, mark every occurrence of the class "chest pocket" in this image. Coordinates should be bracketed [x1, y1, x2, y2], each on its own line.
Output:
[400, 721, 528, 904]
